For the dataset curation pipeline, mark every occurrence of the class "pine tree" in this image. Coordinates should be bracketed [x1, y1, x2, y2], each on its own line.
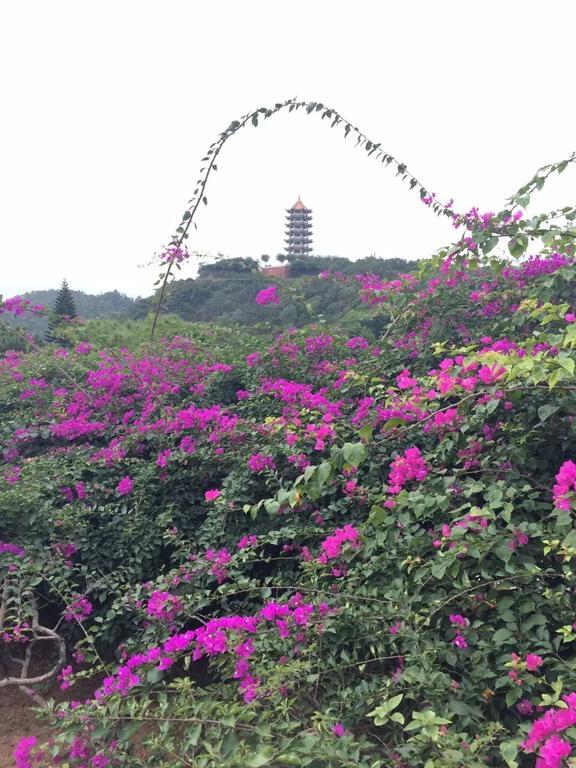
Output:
[45, 279, 78, 344]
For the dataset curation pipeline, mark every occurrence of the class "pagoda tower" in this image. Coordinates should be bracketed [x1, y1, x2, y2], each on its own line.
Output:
[285, 197, 313, 256]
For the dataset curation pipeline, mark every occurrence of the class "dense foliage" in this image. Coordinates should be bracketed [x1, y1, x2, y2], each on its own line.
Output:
[3, 256, 413, 344]
[45, 280, 78, 345]
[132, 255, 415, 331]
[4, 289, 135, 338]
[2, 155, 576, 768]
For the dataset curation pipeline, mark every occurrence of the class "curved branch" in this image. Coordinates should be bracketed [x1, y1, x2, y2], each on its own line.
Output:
[0, 588, 66, 697]
[150, 98, 455, 339]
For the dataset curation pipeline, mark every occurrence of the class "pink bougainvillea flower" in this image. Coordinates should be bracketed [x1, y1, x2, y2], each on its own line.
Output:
[449, 614, 469, 628]
[525, 653, 544, 672]
[255, 286, 279, 305]
[204, 489, 221, 502]
[13, 735, 38, 768]
[248, 453, 276, 472]
[147, 591, 183, 623]
[451, 632, 468, 649]
[536, 734, 571, 767]
[552, 460, 576, 511]
[116, 476, 134, 495]
[64, 596, 93, 623]
[318, 524, 361, 563]
[237, 535, 258, 549]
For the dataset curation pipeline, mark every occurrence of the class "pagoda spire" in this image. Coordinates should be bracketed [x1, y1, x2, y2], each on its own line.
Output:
[285, 196, 313, 256]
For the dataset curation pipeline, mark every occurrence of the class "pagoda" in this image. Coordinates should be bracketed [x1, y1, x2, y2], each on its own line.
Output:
[285, 197, 313, 256]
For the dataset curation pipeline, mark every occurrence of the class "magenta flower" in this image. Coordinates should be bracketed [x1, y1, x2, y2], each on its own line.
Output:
[517, 699, 534, 716]
[204, 489, 221, 502]
[248, 453, 276, 472]
[332, 722, 346, 737]
[116, 476, 134, 495]
[525, 653, 544, 672]
[537, 735, 571, 767]
[237, 535, 258, 549]
[156, 449, 172, 468]
[388, 446, 429, 494]
[64, 595, 93, 623]
[13, 735, 37, 768]
[255, 285, 279, 305]
[318, 525, 361, 563]
[58, 664, 74, 690]
[147, 590, 183, 623]
[75, 341, 92, 355]
[159, 245, 189, 264]
[0, 541, 25, 558]
[346, 336, 369, 350]
[452, 632, 468, 649]
[3, 465, 21, 485]
[553, 460, 576, 511]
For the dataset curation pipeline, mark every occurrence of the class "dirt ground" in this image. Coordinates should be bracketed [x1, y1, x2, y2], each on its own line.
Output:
[0, 670, 101, 768]
[0, 683, 54, 768]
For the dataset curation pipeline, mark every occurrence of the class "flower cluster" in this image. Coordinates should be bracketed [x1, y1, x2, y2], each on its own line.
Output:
[147, 590, 183, 623]
[205, 548, 232, 583]
[63, 595, 93, 623]
[388, 446, 429, 494]
[93, 596, 330, 706]
[552, 460, 576, 511]
[449, 614, 470, 649]
[318, 525, 361, 564]
[255, 285, 280, 305]
[116, 476, 134, 495]
[247, 452, 276, 472]
[522, 692, 576, 767]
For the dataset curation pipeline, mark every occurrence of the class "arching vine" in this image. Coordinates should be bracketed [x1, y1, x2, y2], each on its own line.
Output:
[149, 93, 576, 340]
[150, 98, 456, 339]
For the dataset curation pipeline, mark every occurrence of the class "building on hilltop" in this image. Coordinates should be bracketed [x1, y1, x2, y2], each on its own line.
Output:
[260, 264, 291, 279]
[285, 196, 313, 257]
[261, 196, 313, 279]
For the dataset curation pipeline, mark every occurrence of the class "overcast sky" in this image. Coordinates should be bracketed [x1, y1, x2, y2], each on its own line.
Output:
[1, 0, 575, 298]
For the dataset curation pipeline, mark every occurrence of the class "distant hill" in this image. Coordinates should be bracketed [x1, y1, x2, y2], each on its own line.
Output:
[3, 256, 416, 343]
[3, 289, 135, 336]
[132, 255, 417, 330]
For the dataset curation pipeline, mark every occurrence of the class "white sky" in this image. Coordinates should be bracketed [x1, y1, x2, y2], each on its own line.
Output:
[1, 0, 575, 298]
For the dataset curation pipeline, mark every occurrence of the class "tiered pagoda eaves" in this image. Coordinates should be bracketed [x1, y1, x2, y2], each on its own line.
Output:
[285, 197, 313, 256]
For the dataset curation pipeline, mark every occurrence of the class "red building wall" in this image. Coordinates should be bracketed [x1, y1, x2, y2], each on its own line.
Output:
[261, 265, 291, 279]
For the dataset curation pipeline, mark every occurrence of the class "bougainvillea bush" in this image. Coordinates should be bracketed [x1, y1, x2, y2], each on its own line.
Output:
[2, 157, 576, 767]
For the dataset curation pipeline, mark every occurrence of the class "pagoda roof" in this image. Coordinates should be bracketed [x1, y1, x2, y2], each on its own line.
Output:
[290, 196, 309, 211]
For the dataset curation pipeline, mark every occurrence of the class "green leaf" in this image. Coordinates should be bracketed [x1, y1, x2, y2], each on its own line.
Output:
[561, 529, 576, 549]
[506, 686, 523, 706]
[146, 668, 163, 684]
[508, 236, 528, 258]
[499, 739, 520, 768]
[358, 424, 373, 441]
[118, 721, 142, 743]
[538, 404, 559, 423]
[548, 369, 562, 388]
[187, 723, 202, 747]
[220, 729, 238, 755]
[492, 628, 514, 644]
[558, 355, 575, 375]
[387, 693, 404, 711]
[246, 748, 274, 767]
[342, 442, 367, 468]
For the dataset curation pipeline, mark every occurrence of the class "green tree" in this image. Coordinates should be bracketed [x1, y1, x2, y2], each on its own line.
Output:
[45, 279, 78, 344]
